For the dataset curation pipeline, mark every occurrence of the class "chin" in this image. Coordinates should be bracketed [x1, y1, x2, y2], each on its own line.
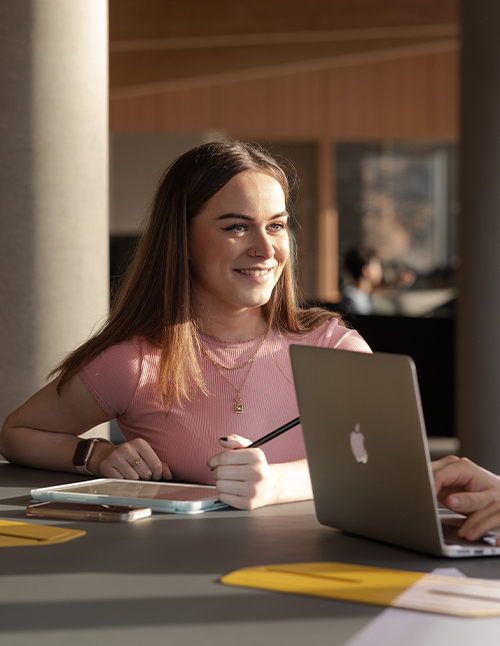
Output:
[233, 298, 271, 311]
[228, 295, 272, 311]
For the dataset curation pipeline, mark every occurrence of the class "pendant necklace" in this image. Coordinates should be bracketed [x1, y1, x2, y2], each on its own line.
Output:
[199, 328, 269, 413]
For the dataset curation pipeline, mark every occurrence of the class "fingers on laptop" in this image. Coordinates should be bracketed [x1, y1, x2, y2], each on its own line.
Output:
[432, 455, 500, 538]
[458, 501, 500, 541]
[433, 456, 492, 499]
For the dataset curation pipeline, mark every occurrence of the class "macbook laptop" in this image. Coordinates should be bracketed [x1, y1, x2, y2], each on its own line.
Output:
[290, 345, 500, 558]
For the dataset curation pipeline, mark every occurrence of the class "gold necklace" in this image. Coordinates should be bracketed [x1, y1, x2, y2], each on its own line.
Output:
[268, 331, 294, 385]
[200, 328, 270, 413]
[198, 328, 268, 370]
[205, 357, 254, 413]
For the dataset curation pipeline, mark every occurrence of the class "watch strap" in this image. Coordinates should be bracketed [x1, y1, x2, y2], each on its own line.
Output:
[75, 462, 94, 475]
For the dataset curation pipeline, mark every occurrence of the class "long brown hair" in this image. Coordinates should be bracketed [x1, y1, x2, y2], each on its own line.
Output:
[53, 140, 340, 405]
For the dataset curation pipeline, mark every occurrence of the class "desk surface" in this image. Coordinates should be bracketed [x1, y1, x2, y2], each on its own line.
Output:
[1, 461, 500, 646]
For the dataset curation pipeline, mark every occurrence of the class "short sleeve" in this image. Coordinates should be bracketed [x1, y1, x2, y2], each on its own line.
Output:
[324, 318, 372, 353]
[78, 338, 143, 417]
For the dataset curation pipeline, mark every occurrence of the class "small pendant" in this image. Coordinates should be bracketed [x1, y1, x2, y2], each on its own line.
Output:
[234, 394, 243, 414]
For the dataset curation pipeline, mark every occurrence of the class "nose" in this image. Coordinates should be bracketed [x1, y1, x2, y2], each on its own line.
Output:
[249, 229, 275, 260]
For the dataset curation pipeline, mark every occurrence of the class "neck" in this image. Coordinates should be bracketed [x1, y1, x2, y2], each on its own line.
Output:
[194, 306, 267, 342]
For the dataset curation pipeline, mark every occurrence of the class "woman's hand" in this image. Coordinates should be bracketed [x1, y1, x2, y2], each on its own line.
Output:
[433, 455, 500, 542]
[207, 435, 313, 510]
[0, 375, 173, 481]
[89, 438, 172, 481]
[207, 435, 277, 509]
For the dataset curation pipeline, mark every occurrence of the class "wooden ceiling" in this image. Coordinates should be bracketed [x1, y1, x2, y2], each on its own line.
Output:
[109, 0, 458, 97]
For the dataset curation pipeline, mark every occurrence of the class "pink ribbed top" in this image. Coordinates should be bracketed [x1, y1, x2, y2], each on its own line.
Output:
[79, 318, 370, 484]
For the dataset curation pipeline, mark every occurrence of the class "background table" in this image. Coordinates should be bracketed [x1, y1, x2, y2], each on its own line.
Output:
[1, 460, 500, 646]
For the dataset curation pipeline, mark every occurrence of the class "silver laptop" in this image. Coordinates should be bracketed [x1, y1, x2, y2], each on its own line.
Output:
[290, 345, 500, 558]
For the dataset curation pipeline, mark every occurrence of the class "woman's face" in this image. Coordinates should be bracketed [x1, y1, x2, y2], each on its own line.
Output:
[188, 171, 289, 317]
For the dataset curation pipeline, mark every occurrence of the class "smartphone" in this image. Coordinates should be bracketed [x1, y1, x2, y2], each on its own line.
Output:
[26, 501, 152, 522]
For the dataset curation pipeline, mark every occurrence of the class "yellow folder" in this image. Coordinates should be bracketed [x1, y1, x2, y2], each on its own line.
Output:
[220, 562, 500, 617]
[0, 520, 85, 547]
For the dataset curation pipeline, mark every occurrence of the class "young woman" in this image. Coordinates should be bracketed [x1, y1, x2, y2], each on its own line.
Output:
[0, 141, 370, 509]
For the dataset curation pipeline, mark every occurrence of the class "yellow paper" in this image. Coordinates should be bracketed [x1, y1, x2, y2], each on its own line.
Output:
[220, 562, 500, 617]
[221, 562, 424, 606]
[0, 520, 85, 547]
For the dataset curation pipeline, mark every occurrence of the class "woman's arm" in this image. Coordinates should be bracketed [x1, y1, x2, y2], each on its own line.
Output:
[207, 435, 313, 509]
[433, 455, 500, 542]
[0, 375, 113, 472]
[0, 375, 171, 480]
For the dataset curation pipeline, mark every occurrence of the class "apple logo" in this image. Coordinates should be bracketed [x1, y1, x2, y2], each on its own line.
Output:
[350, 423, 368, 464]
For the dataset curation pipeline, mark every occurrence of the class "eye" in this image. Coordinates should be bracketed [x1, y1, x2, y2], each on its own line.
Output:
[222, 223, 247, 233]
[268, 220, 288, 232]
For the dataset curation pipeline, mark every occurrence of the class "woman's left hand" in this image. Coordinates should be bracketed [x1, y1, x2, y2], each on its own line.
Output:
[207, 435, 278, 510]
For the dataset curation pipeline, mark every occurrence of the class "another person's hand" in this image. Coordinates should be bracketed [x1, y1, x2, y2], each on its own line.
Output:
[89, 438, 172, 481]
[207, 435, 278, 510]
[433, 455, 500, 542]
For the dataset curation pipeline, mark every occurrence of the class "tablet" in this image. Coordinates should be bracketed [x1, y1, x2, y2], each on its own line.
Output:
[30, 479, 227, 514]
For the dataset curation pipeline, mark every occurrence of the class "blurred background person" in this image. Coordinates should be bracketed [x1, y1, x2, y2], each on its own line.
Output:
[339, 246, 383, 315]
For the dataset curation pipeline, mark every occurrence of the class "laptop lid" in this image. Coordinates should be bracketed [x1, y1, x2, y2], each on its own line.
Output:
[290, 345, 500, 557]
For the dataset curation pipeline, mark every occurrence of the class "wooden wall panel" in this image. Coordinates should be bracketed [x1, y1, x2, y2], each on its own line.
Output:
[432, 50, 458, 138]
[326, 64, 381, 138]
[322, 52, 458, 140]
[110, 0, 458, 41]
[210, 79, 269, 136]
[264, 72, 325, 138]
[158, 87, 213, 131]
[110, 50, 458, 142]
[379, 56, 432, 137]
[110, 94, 161, 131]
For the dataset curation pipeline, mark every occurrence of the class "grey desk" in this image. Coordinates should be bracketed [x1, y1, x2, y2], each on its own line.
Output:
[1, 461, 500, 646]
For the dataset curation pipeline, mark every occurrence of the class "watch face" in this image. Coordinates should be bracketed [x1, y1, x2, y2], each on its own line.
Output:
[73, 440, 94, 466]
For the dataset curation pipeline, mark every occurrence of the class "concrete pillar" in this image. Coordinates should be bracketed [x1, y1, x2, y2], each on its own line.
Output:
[457, 0, 500, 470]
[0, 1, 109, 431]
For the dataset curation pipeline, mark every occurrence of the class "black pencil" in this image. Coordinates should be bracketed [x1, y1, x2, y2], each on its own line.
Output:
[248, 417, 301, 448]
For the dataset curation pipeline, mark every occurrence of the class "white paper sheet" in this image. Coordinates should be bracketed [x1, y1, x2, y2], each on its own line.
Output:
[343, 568, 500, 646]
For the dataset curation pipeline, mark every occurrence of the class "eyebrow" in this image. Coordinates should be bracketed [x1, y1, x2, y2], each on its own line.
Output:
[216, 211, 289, 222]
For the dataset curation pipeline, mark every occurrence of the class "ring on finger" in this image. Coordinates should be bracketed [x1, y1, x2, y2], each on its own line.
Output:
[131, 458, 143, 468]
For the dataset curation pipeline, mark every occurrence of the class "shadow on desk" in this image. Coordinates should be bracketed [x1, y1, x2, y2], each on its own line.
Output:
[0, 586, 380, 634]
[0, 462, 450, 573]
[2, 461, 499, 646]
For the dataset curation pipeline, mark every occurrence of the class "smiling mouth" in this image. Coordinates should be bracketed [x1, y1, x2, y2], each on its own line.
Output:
[234, 268, 273, 276]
